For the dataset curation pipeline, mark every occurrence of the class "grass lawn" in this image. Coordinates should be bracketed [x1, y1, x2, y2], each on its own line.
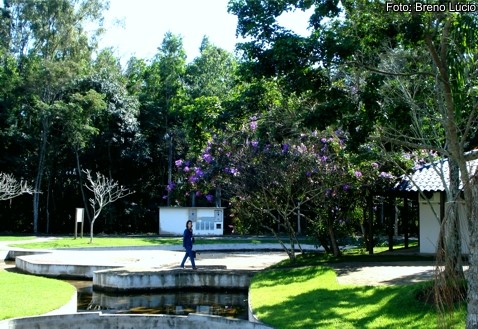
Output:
[0, 236, 36, 242]
[250, 254, 466, 329]
[6, 236, 310, 249]
[4, 235, 456, 326]
[0, 270, 76, 320]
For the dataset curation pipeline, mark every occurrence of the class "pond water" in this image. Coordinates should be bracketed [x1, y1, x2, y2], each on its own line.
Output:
[70, 280, 249, 320]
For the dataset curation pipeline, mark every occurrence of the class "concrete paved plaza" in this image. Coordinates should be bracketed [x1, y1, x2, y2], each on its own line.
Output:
[0, 237, 440, 285]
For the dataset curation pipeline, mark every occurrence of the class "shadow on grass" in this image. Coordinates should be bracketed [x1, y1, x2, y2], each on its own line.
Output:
[253, 285, 441, 329]
[256, 284, 466, 329]
[253, 267, 331, 288]
[251, 267, 465, 329]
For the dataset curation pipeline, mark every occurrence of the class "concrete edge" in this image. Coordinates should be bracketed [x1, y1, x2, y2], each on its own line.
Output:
[93, 267, 259, 292]
[4, 244, 322, 257]
[0, 312, 275, 329]
[248, 289, 263, 324]
[43, 289, 77, 316]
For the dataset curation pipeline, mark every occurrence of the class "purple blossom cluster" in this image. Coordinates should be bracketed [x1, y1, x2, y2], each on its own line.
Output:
[166, 125, 400, 212]
[203, 153, 213, 163]
[224, 167, 238, 175]
[166, 182, 176, 191]
[379, 171, 394, 179]
[249, 115, 258, 131]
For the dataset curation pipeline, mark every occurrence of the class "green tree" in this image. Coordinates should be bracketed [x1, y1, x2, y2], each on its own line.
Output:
[0, 0, 108, 233]
[180, 38, 238, 157]
[369, 8, 478, 325]
[138, 32, 187, 207]
[229, 1, 478, 324]
[185, 36, 237, 99]
[228, 0, 362, 139]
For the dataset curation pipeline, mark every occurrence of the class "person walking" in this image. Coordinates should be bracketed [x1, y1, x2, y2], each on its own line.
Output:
[180, 220, 197, 269]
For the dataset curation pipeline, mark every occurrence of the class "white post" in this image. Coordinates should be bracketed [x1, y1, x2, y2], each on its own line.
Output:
[75, 208, 84, 238]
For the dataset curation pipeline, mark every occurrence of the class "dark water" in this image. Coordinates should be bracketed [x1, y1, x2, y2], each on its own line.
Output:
[71, 281, 249, 320]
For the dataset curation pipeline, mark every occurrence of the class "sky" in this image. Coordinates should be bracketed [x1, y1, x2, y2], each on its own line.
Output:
[98, 0, 312, 64]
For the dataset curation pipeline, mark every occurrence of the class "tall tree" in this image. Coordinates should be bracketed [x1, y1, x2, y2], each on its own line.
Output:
[182, 37, 238, 157]
[229, 1, 478, 324]
[186, 36, 237, 99]
[138, 32, 187, 207]
[1, 0, 108, 233]
[372, 7, 478, 325]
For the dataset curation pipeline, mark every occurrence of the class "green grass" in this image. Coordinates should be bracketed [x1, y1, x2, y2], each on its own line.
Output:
[0, 236, 36, 242]
[11, 236, 182, 249]
[7, 236, 309, 249]
[349, 240, 419, 254]
[1, 236, 461, 326]
[250, 255, 465, 329]
[0, 271, 76, 320]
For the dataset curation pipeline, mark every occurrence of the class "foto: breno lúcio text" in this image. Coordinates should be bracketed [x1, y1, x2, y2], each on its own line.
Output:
[385, 2, 478, 13]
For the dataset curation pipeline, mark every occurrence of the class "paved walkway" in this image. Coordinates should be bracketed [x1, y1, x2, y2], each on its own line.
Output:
[0, 238, 439, 286]
[331, 261, 436, 285]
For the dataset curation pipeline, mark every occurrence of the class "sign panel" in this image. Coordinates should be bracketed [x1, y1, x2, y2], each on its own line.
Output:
[76, 208, 84, 223]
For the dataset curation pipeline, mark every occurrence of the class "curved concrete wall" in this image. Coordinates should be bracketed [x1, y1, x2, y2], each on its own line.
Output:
[0, 312, 273, 329]
[16, 256, 118, 279]
[93, 268, 257, 292]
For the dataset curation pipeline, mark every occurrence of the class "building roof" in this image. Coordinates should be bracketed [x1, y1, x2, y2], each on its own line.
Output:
[397, 157, 478, 192]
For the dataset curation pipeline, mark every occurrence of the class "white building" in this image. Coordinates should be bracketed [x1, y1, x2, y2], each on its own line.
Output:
[159, 207, 225, 236]
[417, 191, 469, 254]
[399, 158, 477, 254]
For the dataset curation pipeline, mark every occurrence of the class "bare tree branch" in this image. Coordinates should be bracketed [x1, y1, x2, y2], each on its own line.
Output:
[0, 173, 34, 201]
[83, 169, 134, 243]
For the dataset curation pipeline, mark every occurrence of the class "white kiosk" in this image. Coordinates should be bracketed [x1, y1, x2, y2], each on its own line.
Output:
[159, 207, 224, 236]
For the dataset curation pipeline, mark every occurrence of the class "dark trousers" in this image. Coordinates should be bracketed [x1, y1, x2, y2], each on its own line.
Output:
[180, 247, 196, 268]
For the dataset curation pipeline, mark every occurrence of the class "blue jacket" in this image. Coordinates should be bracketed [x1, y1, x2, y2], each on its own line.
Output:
[183, 228, 194, 249]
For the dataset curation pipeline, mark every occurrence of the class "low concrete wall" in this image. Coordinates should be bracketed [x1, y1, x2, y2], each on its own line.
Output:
[0, 312, 273, 329]
[93, 268, 258, 292]
[91, 290, 248, 311]
[16, 256, 120, 279]
[5, 250, 49, 261]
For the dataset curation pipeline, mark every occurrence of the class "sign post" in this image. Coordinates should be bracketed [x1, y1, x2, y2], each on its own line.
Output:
[74, 208, 84, 239]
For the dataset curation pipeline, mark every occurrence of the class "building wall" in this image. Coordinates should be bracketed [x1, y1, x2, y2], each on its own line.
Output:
[159, 208, 189, 235]
[419, 192, 470, 254]
[159, 207, 224, 236]
[419, 194, 441, 254]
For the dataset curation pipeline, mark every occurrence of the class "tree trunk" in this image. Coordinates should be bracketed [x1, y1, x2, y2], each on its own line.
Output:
[75, 148, 92, 224]
[425, 19, 465, 281]
[467, 241, 478, 328]
[89, 218, 96, 244]
[33, 117, 49, 234]
[435, 159, 466, 324]
[443, 160, 465, 279]
[466, 175, 478, 327]
[46, 173, 50, 234]
[403, 196, 409, 248]
[328, 224, 341, 257]
[365, 193, 374, 255]
[317, 234, 332, 254]
[388, 197, 395, 252]
[266, 224, 296, 261]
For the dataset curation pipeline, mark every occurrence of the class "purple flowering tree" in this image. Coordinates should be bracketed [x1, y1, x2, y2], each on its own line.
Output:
[167, 116, 398, 260]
